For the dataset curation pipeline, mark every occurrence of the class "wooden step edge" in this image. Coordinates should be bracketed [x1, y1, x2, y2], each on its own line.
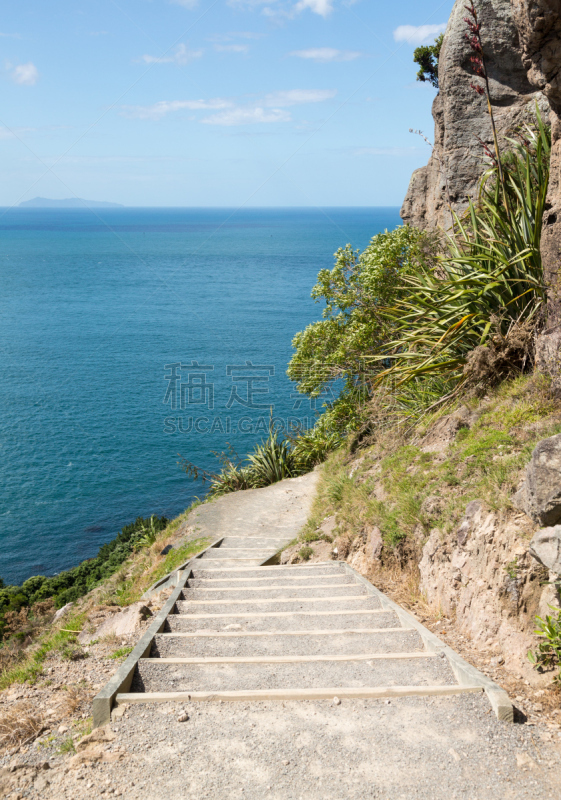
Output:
[183, 583, 355, 592]
[156, 627, 415, 637]
[171, 609, 387, 619]
[115, 685, 484, 704]
[219, 537, 290, 541]
[177, 595, 370, 605]
[140, 652, 434, 665]
[211, 548, 281, 552]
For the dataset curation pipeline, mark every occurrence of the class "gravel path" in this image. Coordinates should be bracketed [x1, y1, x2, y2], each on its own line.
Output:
[38, 695, 561, 800]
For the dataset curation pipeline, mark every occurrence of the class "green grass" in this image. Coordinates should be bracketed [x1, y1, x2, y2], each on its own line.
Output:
[107, 536, 210, 607]
[57, 736, 76, 755]
[296, 374, 561, 556]
[109, 646, 133, 660]
[0, 611, 87, 690]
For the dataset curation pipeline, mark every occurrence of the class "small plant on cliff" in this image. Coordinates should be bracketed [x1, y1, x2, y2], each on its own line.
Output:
[528, 606, 561, 684]
[413, 33, 443, 89]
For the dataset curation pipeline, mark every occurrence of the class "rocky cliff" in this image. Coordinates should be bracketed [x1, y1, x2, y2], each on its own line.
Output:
[401, 0, 547, 230]
[512, 0, 561, 377]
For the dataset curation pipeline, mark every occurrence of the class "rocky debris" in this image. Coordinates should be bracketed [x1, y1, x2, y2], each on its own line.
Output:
[52, 602, 73, 624]
[514, 433, 561, 525]
[401, 0, 547, 230]
[529, 525, 561, 573]
[419, 406, 473, 454]
[79, 602, 152, 645]
[456, 500, 483, 546]
[70, 725, 126, 768]
[76, 725, 116, 752]
[318, 515, 337, 538]
[365, 525, 383, 563]
[0, 762, 52, 797]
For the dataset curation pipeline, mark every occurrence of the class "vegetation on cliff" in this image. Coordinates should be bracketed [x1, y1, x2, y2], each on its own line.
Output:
[0, 515, 169, 643]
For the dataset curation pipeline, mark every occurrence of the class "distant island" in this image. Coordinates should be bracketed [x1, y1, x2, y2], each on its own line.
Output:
[19, 197, 124, 209]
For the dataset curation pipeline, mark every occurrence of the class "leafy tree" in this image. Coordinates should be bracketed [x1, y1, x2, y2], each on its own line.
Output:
[413, 33, 444, 89]
[287, 226, 438, 402]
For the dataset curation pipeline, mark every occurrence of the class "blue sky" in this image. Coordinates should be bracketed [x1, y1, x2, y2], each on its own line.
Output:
[1, 0, 455, 207]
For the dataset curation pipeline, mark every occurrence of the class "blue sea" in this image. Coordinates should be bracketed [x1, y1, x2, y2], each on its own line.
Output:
[0, 206, 401, 585]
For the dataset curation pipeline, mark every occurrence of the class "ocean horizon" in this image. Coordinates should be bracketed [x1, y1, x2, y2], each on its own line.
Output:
[0, 206, 401, 585]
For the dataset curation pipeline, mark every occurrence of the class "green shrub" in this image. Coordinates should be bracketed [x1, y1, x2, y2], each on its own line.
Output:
[0, 514, 168, 641]
[288, 225, 438, 401]
[528, 605, 561, 684]
[298, 546, 314, 561]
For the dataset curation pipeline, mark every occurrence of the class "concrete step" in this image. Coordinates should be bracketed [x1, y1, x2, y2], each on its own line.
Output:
[132, 657, 458, 693]
[181, 584, 363, 600]
[151, 628, 424, 658]
[165, 608, 400, 632]
[175, 595, 377, 615]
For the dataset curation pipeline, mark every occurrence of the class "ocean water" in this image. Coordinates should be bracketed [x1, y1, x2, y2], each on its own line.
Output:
[0, 206, 401, 585]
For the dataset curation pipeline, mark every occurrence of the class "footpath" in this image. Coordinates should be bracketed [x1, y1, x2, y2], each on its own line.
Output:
[34, 474, 561, 798]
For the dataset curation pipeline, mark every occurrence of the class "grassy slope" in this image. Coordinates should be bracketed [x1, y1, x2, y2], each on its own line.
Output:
[0, 508, 210, 690]
[295, 374, 559, 559]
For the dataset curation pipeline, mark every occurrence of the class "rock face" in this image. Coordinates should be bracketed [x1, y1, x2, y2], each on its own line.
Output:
[511, 1, 561, 375]
[401, 0, 546, 230]
[529, 525, 561, 573]
[418, 502, 550, 671]
[514, 433, 561, 525]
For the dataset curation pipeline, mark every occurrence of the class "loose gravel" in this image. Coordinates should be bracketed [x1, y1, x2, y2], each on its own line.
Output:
[165, 609, 400, 632]
[151, 630, 425, 658]
[132, 656, 457, 692]
[37, 694, 561, 800]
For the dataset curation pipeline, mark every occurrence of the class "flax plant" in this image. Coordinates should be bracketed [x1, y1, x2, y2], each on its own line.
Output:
[375, 109, 549, 392]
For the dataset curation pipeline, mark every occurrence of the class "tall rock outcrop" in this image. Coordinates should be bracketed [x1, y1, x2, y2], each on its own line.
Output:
[512, 1, 561, 377]
[401, 0, 546, 230]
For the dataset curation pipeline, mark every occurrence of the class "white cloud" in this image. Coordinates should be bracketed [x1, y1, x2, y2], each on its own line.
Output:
[294, 0, 334, 16]
[263, 88, 336, 106]
[214, 44, 250, 53]
[11, 62, 39, 86]
[140, 43, 203, 65]
[289, 47, 361, 62]
[123, 87, 336, 125]
[229, 0, 334, 18]
[123, 98, 232, 120]
[202, 107, 291, 125]
[393, 24, 446, 46]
